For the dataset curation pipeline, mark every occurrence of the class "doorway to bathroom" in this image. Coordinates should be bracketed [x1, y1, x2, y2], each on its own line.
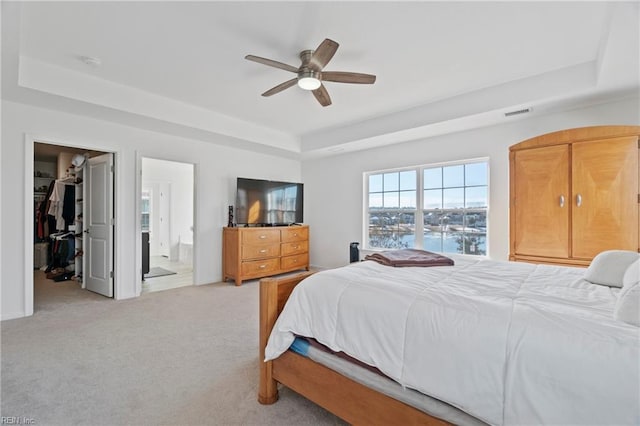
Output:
[141, 158, 194, 293]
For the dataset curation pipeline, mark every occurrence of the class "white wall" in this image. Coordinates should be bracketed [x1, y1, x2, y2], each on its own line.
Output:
[302, 97, 640, 269]
[1, 100, 302, 320]
[142, 157, 194, 260]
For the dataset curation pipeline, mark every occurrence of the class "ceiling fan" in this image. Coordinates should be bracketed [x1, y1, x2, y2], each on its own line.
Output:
[245, 38, 376, 107]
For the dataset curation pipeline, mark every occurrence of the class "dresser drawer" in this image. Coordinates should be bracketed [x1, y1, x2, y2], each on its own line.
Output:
[241, 258, 280, 277]
[281, 253, 308, 270]
[242, 229, 280, 245]
[242, 244, 280, 260]
[281, 241, 308, 256]
[281, 227, 308, 243]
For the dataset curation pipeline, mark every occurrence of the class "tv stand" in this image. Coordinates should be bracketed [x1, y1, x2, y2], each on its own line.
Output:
[222, 225, 309, 286]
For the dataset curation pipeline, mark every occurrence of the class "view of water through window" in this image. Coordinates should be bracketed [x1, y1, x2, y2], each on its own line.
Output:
[367, 161, 488, 255]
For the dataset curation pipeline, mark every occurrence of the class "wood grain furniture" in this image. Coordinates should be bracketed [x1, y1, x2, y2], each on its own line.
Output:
[509, 125, 640, 267]
[258, 272, 450, 426]
[223, 225, 309, 286]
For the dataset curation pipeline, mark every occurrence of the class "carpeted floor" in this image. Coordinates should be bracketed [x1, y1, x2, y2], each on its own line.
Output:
[1, 273, 345, 425]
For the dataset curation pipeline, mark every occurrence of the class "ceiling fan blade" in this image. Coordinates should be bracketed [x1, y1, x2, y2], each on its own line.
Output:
[312, 84, 332, 107]
[245, 55, 298, 73]
[322, 71, 376, 84]
[261, 78, 298, 97]
[309, 39, 339, 70]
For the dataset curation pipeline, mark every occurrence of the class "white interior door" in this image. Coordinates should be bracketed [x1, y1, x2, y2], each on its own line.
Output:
[85, 153, 114, 297]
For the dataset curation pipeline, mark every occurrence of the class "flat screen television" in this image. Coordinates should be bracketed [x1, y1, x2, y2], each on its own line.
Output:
[235, 177, 303, 226]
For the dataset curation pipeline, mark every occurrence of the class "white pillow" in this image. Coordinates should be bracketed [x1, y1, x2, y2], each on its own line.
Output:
[614, 259, 640, 326]
[584, 250, 640, 288]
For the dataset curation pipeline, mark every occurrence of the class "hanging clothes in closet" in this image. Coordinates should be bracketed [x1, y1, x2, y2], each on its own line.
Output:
[46, 231, 75, 272]
[47, 178, 75, 232]
[35, 180, 56, 241]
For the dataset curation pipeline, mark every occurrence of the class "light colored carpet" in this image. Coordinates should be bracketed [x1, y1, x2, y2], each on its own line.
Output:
[1, 272, 345, 425]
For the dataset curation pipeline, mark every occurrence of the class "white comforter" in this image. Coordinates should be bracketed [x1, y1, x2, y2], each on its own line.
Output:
[264, 256, 640, 425]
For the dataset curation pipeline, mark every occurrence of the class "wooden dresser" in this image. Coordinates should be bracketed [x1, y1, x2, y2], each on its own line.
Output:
[509, 125, 639, 267]
[223, 225, 309, 286]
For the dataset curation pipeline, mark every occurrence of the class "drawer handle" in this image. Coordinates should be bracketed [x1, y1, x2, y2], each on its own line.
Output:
[259, 249, 267, 253]
[259, 264, 267, 269]
[292, 259, 297, 263]
[293, 233, 298, 237]
[259, 235, 267, 239]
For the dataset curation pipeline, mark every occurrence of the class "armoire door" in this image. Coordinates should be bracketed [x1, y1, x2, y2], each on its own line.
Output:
[513, 144, 570, 258]
[572, 136, 639, 259]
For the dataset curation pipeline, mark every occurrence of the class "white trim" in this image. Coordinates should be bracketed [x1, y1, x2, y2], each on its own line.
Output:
[24, 135, 35, 317]
[192, 162, 199, 285]
[135, 151, 143, 296]
[23, 134, 119, 318]
[363, 156, 490, 175]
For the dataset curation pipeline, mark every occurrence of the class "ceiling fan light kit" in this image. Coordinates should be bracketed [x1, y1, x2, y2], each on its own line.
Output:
[297, 71, 321, 91]
[245, 38, 376, 107]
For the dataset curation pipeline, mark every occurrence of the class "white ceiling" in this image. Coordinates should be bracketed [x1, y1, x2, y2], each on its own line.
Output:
[2, 2, 638, 158]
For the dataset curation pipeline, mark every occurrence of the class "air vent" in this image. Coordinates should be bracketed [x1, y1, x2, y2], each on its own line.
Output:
[504, 107, 532, 117]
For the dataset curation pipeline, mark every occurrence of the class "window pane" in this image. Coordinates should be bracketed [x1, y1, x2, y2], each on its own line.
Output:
[465, 186, 487, 208]
[399, 190, 416, 208]
[424, 189, 442, 209]
[384, 192, 399, 208]
[383, 172, 399, 191]
[459, 232, 486, 255]
[368, 211, 414, 249]
[141, 213, 150, 231]
[423, 211, 449, 252]
[465, 210, 487, 232]
[459, 210, 487, 255]
[399, 170, 416, 190]
[369, 193, 383, 208]
[443, 188, 464, 208]
[443, 165, 464, 187]
[465, 162, 487, 186]
[423, 167, 442, 189]
[369, 174, 383, 192]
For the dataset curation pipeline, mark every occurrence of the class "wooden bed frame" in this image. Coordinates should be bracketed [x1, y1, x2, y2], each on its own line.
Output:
[258, 272, 451, 425]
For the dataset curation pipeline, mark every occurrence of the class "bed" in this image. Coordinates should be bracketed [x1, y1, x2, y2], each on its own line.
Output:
[258, 254, 640, 425]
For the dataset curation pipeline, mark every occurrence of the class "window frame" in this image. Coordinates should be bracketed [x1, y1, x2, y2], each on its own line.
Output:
[363, 157, 489, 256]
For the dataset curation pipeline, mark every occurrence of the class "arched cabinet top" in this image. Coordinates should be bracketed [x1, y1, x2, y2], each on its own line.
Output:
[510, 125, 640, 151]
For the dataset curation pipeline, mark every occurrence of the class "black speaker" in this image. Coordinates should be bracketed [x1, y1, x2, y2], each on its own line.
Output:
[228, 205, 234, 227]
[349, 242, 360, 263]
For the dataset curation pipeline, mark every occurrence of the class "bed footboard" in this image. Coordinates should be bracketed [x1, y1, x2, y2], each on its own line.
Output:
[258, 271, 315, 404]
[258, 271, 451, 425]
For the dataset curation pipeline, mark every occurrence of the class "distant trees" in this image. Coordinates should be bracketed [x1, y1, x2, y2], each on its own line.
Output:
[456, 234, 486, 255]
[369, 231, 410, 249]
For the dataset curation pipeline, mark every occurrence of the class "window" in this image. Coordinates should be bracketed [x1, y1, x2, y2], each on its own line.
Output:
[365, 159, 488, 255]
[141, 190, 151, 232]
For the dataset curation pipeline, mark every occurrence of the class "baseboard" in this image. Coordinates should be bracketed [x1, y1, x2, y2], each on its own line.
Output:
[2, 311, 27, 321]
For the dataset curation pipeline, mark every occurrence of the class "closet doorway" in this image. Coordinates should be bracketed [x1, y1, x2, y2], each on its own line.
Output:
[140, 158, 194, 293]
[33, 142, 115, 311]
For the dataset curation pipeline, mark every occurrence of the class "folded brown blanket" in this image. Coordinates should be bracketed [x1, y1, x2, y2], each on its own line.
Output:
[364, 249, 454, 267]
